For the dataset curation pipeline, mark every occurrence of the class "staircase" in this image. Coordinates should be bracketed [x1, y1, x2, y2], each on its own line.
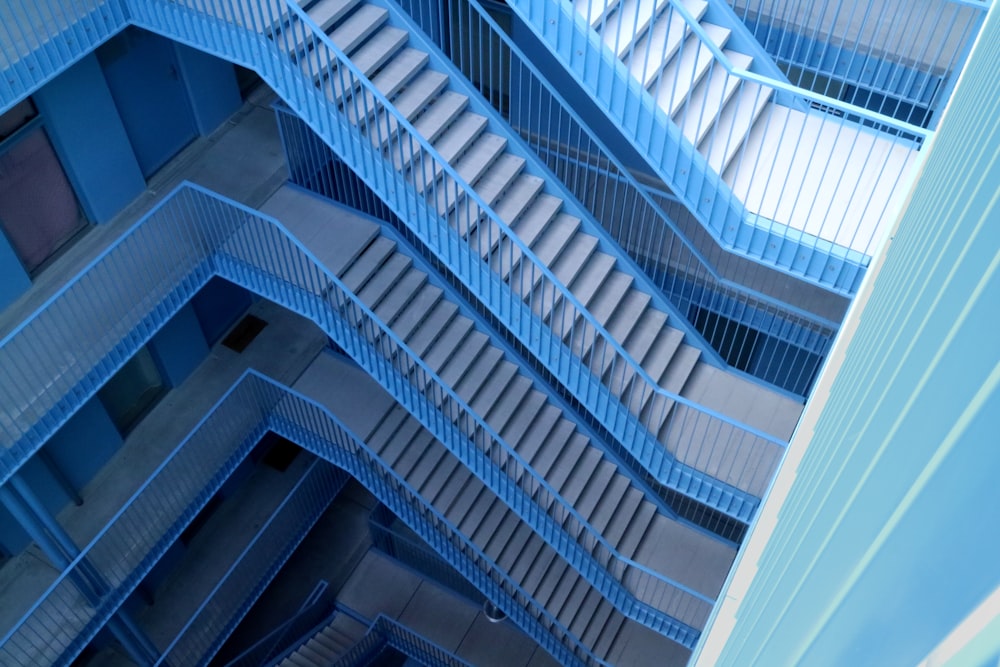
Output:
[295, 350, 722, 661]
[277, 609, 369, 666]
[505, 0, 923, 291]
[267, 186, 724, 647]
[290, 0, 800, 512]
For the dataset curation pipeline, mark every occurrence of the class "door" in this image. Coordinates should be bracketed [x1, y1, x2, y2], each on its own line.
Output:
[98, 28, 198, 178]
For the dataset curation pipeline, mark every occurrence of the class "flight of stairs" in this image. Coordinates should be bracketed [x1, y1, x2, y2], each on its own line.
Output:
[274, 0, 801, 515]
[266, 186, 725, 649]
[507, 0, 918, 289]
[277, 610, 370, 666]
[296, 351, 723, 661]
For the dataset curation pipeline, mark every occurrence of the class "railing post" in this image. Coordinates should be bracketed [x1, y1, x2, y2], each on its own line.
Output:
[0, 476, 161, 665]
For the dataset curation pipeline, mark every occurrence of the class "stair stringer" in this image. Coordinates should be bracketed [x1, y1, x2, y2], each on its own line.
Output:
[122, 0, 766, 520]
[503, 0, 870, 293]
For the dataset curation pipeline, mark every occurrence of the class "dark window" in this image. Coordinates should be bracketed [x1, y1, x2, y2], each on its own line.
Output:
[0, 100, 86, 274]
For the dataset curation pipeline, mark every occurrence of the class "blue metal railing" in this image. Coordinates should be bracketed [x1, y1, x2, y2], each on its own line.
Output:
[503, 0, 945, 291]
[0, 183, 708, 657]
[388, 0, 835, 399]
[120, 0, 786, 517]
[0, 376, 278, 665]
[156, 460, 348, 666]
[369, 505, 485, 605]
[224, 581, 333, 667]
[725, 0, 988, 129]
[331, 614, 473, 667]
[0, 0, 128, 114]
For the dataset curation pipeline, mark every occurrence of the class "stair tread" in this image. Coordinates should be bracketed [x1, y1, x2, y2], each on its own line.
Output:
[580, 596, 617, 648]
[602, 0, 671, 58]
[495, 522, 536, 568]
[482, 510, 522, 560]
[549, 438, 601, 492]
[593, 612, 628, 658]
[329, 4, 387, 55]
[435, 328, 489, 387]
[377, 420, 426, 470]
[431, 133, 508, 214]
[451, 484, 496, 531]
[485, 375, 534, 434]
[406, 441, 452, 492]
[468, 362, 519, 415]
[520, 543, 561, 595]
[534, 560, 574, 608]
[588, 472, 633, 533]
[304, 0, 358, 32]
[500, 390, 549, 445]
[356, 252, 412, 306]
[373, 267, 426, 322]
[466, 498, 507, 545]
[432, 112, 489, 163]
[575, 0, 619, 26]
[493, 195, 563, 277]
[408, 445, 462, 498]
[600, 487, 645, 547]
[366, 405, 411, 452]
[450, 344, 504, 403]
[564, 457, 614, 507]
[586, 270, 634, 325]
[391, 284, 443, 339]
[617, 499, 657, 558]
[371, 47, 429, 99]
[376, 69, 449, 148]
[350, 26, 408, 76]
[423, 457, 468, 507]
[420, 316, 474, 374]
[450, 153, 527, 235]
[575, 463, 626, 519]
[340, 236, 395, 288]
[622, 0, 692, 82]
[444, 475, 488, 522]
[404, 300, 459, 357]
[702, 83, 771, 172]
[528, 419, 579, 476]
[676, 49, 753, 146]
[508, 533, 549, 583]
[652, 24, 731, 115]
[396, 431, 441, 479]
[512, 403, 562, 462]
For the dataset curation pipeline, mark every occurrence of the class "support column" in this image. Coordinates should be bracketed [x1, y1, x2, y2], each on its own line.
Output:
[0, 476, 160, 664]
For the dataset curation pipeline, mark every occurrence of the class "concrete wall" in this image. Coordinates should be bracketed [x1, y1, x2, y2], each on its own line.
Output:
[697, 7, 1000, 666]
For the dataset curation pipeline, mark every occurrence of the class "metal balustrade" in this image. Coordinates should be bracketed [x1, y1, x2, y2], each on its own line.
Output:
[157, 460, 348, 666]
[117, 0, 787, 519]
[725, 0, 988, 129]
[364, 0, 838, 398]
[0, 377, 278, 665]
[0, 0, 128, 113]
[0, 183, 708, 661]
[503, 0, 959, 292]
[330, 614, 473, 667]
[224, 582, 333, 667]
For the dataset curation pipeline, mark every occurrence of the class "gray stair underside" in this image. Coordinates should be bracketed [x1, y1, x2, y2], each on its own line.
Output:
[289, 0, 802, 497]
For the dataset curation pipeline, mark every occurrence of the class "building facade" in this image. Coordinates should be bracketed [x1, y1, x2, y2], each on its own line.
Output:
[0, 0, 995, 665]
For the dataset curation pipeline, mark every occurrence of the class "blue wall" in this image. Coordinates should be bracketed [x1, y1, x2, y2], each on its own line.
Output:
[0, 234, 31, 311]
[33, 54, 146, 224]
[191, 278, 254, 346]
[173, 43, 242, 136]
[701, 10, 1000, 666]
[149, 302, 210, 388]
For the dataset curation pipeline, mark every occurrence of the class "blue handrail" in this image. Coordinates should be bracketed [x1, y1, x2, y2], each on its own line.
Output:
[0, 183, 710, 660]
[121, 0, 787, 513]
